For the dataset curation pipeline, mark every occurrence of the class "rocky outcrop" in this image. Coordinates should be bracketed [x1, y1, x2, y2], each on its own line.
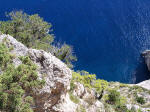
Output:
[72, 82, 105, 112]
[107, 82, 150, 112]
[1, 34, 150, 112]
[0, 34, 72, 112]
[0, 34, 105, 112]
[140, 50, 150, 90]
[29, 49, 72, 112]
[142, 50, 150, 71]
[137, 80, 150, 90]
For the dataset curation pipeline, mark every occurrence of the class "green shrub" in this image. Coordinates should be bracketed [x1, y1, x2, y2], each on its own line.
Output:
[129, 85, 143, 92]
[115, 104, 129, 112]
[107, 89, 120, 105]
[93, 79, 108, 94]
[70, 80, 76, 92]
[105, 89, 129, 112]
[79, 105, 86, 112]
[72, 71, 95, 89]
[0, 43, 13, 69]
[119, 83, 129, 88]
[71, 71, 108, 94]
[136, 96, 145, 105]
[137, 109, 142, 112]
[0, 43, 45, 112]
[53, 44, 77, 68]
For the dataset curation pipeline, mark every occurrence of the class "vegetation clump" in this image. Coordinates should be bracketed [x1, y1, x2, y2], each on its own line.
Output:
[0, 43, 45, 112]
[105, 89, 129, 112]
[106, 89, 121, 105]
[0, 11, 77, 68]
[76, 105, 86, 112]
[71, 71, 108, 94]
[136, 96, 145, 105]
[0, 42, 13, 70]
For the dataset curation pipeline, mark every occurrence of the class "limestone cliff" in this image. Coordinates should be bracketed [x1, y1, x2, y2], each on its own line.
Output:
[0, 34, 150, 112]
[0, 34, 72, 112]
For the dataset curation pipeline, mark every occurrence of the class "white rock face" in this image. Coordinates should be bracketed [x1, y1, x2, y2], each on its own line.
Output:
[52, 93, 77, 112]
[73, 82, 85, 97]
[28, 49, 72, 112]
[137, 80, 150, 90]
[72, 82, 105, 112]
[87, 101, 105, 112]
[0, 34, 28, 56]
[0, 34, 72, 112]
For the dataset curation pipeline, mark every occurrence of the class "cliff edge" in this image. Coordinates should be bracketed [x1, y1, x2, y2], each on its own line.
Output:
[0, 34, 150, 112]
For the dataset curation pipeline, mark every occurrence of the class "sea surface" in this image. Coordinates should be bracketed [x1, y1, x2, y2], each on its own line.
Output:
[0, 0, 150, 83]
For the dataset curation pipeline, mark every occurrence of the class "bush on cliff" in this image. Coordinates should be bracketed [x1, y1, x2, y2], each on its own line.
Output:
[106, 89, 121, 105]
[0, 42, 13, 70]
[105, 89, 128, 112]
[0, 11, 77, 68]
[0, 43, 45, 112]
[71, 71, 108, 94]
[136, 96, 145, 105]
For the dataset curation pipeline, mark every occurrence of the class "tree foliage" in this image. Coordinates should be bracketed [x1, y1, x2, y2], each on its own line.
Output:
[0, 11, 77, 68]
[0, 11, 54, 49]
[52, 43, 77, 68]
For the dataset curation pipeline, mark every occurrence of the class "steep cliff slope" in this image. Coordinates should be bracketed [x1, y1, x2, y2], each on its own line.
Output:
[0, 34, 72, 112]
[0, 34, 150, 112]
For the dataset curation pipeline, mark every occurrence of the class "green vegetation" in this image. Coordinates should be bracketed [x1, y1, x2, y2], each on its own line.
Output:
[136, 96, 145, 105]
[79, 105, 86, 112]
[0, 42, 13, 70]
[137, 109, 142, 112]
[0, 11, 53, 49]
[71, 71, 108, 94]
[119, 83, 129, 88]
[69, 92, 80, 104]
[70, 71, 108, 108]
[0, 43, 45, 112]
[53, 43, 77, 68]
[106, 89, 121, 105]
[0, 11, 77, 68]
[76, 105, 86, 112]
[105, 89, 129, 112]
[115, 105, 129, 112]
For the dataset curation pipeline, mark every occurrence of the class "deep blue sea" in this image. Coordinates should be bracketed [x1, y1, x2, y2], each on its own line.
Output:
[0, 0, 150, 83]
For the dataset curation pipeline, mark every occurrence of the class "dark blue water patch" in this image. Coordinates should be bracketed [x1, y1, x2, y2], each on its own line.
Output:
[0, 0, 150, 83]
